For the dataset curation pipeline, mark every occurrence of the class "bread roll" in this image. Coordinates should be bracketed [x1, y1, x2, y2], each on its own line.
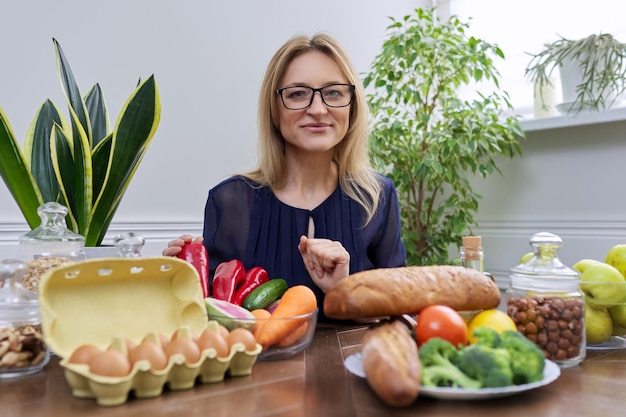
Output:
[324, 265, 501, 319]
[361, 319, 421, 407]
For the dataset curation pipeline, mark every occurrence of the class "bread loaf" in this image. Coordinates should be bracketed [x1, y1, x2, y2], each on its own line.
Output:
[361, 319, 421, 407]
[324, 265, 501, 319]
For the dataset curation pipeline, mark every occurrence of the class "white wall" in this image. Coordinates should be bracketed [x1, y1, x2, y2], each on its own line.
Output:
[468, 118, 626, 288]
[3, 1, 625, 283]
[0, 0, 424, 258]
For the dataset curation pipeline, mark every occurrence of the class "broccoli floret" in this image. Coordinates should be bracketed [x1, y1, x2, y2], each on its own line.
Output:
[418, 337, 459, 366]
[421, 365, 482, 389]
[470, 326, 501, 347]
[452, 343, 513, 388]
[418, 338, 481, 389]
[499, 330, 545, 384]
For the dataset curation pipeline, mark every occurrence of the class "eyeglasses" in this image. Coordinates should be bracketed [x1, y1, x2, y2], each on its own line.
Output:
[276, 83, 355, 110]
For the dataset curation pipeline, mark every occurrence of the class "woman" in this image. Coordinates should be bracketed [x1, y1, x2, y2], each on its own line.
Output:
[164, 33, 406, 320]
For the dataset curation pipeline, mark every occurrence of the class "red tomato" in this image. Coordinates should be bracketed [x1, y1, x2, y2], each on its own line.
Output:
[415, 305, 468, 347]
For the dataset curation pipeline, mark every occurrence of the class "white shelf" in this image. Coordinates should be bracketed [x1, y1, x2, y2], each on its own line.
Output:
[520, 107, 626, 132]
[520, 105, 626, 132]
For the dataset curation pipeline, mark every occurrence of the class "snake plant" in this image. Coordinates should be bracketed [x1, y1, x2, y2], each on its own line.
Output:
[0, 38, 161, 246]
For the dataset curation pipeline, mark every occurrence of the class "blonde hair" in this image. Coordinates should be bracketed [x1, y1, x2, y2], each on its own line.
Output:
[243, 33, 382, 225]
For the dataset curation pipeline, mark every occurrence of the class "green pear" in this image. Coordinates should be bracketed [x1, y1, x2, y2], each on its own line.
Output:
[518, 252, 534, 264]
[605, 244, 626, 279]
[611, 323, 626, 337]
[585, 306, 613, 344]
[609, 304, 626, 328]
[580, 263, 626, 307]
[572, 258, 603, 273]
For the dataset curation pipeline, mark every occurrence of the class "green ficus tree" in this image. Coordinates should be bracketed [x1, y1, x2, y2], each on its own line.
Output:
[0, 38, 161, 246]
[363, 8, 524, 266]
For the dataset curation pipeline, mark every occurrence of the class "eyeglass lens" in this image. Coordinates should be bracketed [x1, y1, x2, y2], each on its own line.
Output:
[279, 84, 353, 110]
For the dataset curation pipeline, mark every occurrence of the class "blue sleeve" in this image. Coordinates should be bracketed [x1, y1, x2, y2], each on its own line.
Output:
[366, 175, 407, 268]
[202, 177, 254, 278]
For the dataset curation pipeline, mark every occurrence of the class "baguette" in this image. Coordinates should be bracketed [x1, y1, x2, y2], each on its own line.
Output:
[361, 319, 421, 407]
[324, 265, 501, 319]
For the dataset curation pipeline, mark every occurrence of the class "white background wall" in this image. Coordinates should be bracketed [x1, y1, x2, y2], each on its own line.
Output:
[2, 1, 625, 289]
[0, 0, 424, 257]
[468, 118, 626, 288]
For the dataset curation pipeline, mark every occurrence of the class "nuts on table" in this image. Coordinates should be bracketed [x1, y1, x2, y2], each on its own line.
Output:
[0, 325, 47, 369]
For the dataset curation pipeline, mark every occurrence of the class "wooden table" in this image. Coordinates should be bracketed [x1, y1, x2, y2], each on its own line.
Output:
[2, 324, 626, 417]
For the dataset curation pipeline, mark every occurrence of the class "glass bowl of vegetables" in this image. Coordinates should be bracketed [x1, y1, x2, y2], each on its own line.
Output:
[207, 306, 318, 361]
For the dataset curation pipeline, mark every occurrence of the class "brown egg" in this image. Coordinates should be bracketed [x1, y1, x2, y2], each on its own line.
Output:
[129, 339, 168, 371]
[218, 324, 230, 339]
[197, 329, 229, 358]
[227, 328, 257, 351]
[171, 328, 198, 342]
[89, 349, 132, 377]
[158, 333, 170, 350]
[165, 338, 201, 364]
[125, 338, 137, 352]
[68, 344, 102, 365]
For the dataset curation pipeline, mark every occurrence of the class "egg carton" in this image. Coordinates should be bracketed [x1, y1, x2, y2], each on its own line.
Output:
[61, 322, 261, 406]
[38, 257, 261, 406]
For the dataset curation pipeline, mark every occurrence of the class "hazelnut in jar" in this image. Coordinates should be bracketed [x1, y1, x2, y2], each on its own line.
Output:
[507, 232, 585, 368]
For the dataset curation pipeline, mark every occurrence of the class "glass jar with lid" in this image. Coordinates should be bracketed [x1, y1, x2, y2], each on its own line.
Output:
[0, 259, 50, 378]
[113, 232, 145, 258]
[18, 202, 86, 262]
[507, 232, 585, 368]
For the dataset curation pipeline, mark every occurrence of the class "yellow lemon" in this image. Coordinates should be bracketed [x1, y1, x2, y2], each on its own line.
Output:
[467, 309, 517, 344]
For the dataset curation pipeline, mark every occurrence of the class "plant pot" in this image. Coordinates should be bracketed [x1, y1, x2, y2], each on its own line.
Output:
[557, 55, 619, 114]
[84, 246, 117, 259]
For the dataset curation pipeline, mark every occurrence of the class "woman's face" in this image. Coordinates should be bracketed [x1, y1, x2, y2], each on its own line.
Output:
[276, 51, 351, 155]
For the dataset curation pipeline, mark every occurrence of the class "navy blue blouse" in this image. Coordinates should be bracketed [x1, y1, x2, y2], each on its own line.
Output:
[202, 174, 406, 321]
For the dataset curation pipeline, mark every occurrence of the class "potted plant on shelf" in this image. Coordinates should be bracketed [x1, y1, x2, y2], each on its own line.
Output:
[363, 8, 523, 266]
[0, 38, 161, 247]
[525, 33, 626, 114]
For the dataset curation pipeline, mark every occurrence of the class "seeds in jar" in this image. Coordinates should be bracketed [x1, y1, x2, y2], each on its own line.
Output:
[507, 296, 584, 362]
[21, 256, 72, 292]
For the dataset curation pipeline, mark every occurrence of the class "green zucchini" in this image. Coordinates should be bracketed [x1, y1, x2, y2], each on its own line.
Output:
[242, 279, 288, 311]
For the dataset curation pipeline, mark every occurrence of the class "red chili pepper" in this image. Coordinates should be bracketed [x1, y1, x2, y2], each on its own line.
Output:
[177, 242, 209, 298]
[230, 266, 270, 306]
[212, 259, 246, 302]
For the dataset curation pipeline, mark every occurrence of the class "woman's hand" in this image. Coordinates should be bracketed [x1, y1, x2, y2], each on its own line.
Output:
[298, 235, 349, 293]
[162, 234, 204, 257]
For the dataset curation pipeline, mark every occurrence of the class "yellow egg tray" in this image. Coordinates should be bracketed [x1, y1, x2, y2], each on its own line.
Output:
[38, 257, 261, 406]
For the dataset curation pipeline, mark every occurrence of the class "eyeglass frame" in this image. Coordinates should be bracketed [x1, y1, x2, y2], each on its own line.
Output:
[276, 83, 356, 110]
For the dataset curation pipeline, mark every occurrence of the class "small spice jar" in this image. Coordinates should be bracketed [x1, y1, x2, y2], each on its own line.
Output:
[507, 232, 585, 368]
[0, 259, 50, 378]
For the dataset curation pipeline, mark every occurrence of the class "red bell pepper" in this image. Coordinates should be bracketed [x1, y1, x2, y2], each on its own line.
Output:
[230, 266, 269, 306]
[177, 242, 209, 298]
[212, 259, 246, 302]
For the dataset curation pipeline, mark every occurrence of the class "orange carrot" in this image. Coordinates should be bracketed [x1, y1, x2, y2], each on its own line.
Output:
[251, 309, 271, 340]
[276, 322, 308, 348]
[257, 285, 317, 348]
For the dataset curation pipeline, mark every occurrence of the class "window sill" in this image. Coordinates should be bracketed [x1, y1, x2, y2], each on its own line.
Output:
[519, 105, 626, 132]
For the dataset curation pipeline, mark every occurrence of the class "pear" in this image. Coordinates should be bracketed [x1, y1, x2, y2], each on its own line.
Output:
[580, 263, 626, 307]
[518, 252, 534, 264]
[611, 323, 626, 337]
[605, 244, 626, 279]
[585, 306, 613, 345]
[609, 304, 626, 328]
[572, 258, 603, 273]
